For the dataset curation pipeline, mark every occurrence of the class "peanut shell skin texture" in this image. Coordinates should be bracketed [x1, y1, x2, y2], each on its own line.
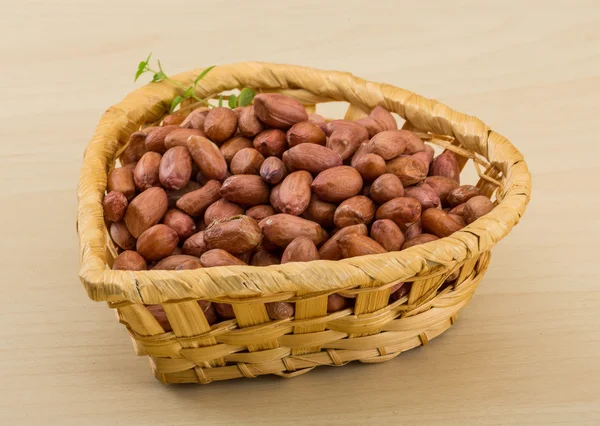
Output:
[203, 215, 262, 254]
[108, 102, 498, 333]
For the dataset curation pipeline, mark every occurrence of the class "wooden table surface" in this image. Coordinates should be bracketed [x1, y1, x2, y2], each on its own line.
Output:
[2, 1, 599, 425]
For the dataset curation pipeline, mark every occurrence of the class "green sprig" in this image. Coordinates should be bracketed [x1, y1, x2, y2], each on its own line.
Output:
[134, 54, 256, 114]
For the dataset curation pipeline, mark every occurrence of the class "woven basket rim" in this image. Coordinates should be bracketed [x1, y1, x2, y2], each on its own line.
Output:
[77, 62, 531, 304]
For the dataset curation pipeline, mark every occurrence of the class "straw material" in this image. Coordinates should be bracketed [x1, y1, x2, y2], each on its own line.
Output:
[77, 62, 531, 383]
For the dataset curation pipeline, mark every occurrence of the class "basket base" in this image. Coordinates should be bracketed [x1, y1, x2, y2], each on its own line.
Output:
[154, 313, 459, 384]
[132, 252, 490, 385]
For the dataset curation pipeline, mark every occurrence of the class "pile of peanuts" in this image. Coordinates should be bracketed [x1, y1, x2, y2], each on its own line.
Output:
[103, 93, 494, 330]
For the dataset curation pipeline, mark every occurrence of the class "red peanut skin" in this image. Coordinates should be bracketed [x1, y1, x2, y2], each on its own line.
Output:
[425, 176, 460, 206]
[301, 195, 336, 228]
[401, 234, 439, 250]
[281, 236, 319, 263]
[430, 150, 461, 184]
[103, 191, 128, 222]
[318, 224, 368, 261]
[421, 209, 464, 238]
[279, 171, 313, 216]
[371, 219, 405, 251]
[375, 197, 422, 230]
[369, 173, 404, 204]
[447, 185, 481, 207]
[369, 106, 398, 131]
[162, 208, 196, 240]
[253, 129, 288, 157]
[134, 152, 162, 191]
[333, 196, 375, 228]
[404, 183, 441, 210]
[327, 294, 349, 312]
[266, 302, 295, 319]
[464, 195, 494, 224]
[159, 146, 192, 190]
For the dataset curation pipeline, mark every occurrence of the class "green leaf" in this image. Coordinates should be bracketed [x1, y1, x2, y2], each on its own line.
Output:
[145, 52, 152, 64]
[237, 87, 256, 107]
[183, 87, 194, 98]
[194, 65, 216, 86]
[134, 65, 147, 82]
[170, 96, 184, 113]
[218, 95, 223, 107]
[228, 94, 237, 109]
[152, 71, 166, 82]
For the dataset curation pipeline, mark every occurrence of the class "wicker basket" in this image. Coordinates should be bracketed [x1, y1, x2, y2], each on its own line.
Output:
[77, 62, 531, 384]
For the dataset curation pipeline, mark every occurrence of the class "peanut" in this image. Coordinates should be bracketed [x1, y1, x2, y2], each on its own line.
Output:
[260, 156, 287, 184]
[159, 146, 192, 190]
[375, 197, 421, 229]
[447, 185, 481, 207]
[402, 233, 439, 250]
[281, 236, 319, 263]
[421, 209, 464, 238]
[180, 108, 209, 130]
[367, 130, 407, 160]
[318, 224, 368, 260]
[204, 215, 262, 254]
[404, 183, 441, 210]
[253, 129, 288, 158]
[136, 224, 179, 261]
[464, 195, 494, 224]
[250, 250, 281, 266]
[134, 151, 162, 191]
[220, 175, 270, 206]
[386, 156, 428, 186]
[110, 221, 136, 250]
[369, 106, 398, 131]
[355, 117, 383, 138]
[311, 166, 363, 203]
[279, 171, 313, 216]
[124, 187, 168, 237]
[287, 121, 327, 146]
[145, 125, 180, 153]
[204, 199, 245, 226]
[301, 194, 336, 228]
[176, 180, 221, 216]
[203, 107, 238, 143]
[107, 167, 136, 201]
[259, 214, 326, 247]
[253, 93, 308, 129]
[230, 148, 265, 175]
[284, 143, 343, 175]
[333, 196, 375, 228]
[113, 250, 147, 271]
[337, 234, 387, 259]
[370, 219, 404, 251]
[425, 176, 460, 206]
[187, 135, 228, 181]
[103, 191, 128, 222]
[246, 205, 276, 222]
[237, 105, 264, 137]
[182, 231, 209, 257]
[354, 153, 386, 182]
[220, 136, 253, 164]
[164, 128, 205, 149]
[200, 249, 246, 267]
[430, 150, 460, 183]
[162, 208, 196, 240]
[369, 173, 404, 204]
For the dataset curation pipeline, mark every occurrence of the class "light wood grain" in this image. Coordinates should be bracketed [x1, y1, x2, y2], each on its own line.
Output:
[1, 0, 599, 424]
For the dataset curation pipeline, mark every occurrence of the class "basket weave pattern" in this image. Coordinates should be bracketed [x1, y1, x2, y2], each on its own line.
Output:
[77, 63, 531, 384]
